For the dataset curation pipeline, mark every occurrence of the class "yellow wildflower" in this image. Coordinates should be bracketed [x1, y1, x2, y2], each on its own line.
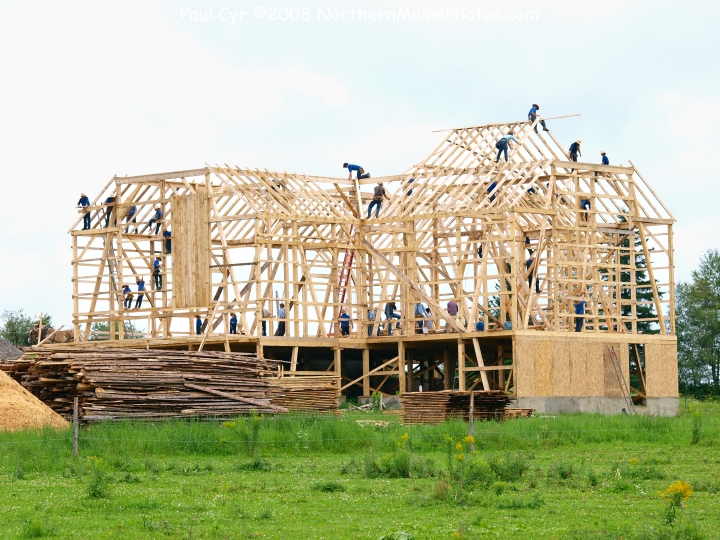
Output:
[629, 458, 639, 465]
[463, 435, 475, 444]
[662, 481, 692, 502]
[455, 453, 464, 461]
[400, 433, 409, 441]
[455, 443, 463, 451]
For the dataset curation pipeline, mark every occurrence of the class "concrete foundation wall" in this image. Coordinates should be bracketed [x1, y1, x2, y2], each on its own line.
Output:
[515, 396, 679, 417]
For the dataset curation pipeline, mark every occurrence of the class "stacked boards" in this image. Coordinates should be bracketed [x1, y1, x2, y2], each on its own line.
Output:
[4, 348, 338, 421]
[400, 390, 512, 424]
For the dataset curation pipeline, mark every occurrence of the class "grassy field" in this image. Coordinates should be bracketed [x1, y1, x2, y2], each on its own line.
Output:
[1, 399, 719, 539]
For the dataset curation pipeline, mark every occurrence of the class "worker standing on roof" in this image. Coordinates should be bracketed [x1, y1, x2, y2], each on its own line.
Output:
[77, 193, 91, 230]
[229, 313, 238, 334]
[196, 315, 203, 335]
[276, 303, 286, 336]
[595, 151, 609, 177]
[343, 162, 370, 180]
[339, 308, 352, 336]
[581, 198, 591, 220]
[569, 139, 582, 162]
[414, 302, 425, 334]
[528, 104, 549, 133]
[446, 299, 459, 332]
[104, 196, 116, 227]
[367, 182, 390, 218]
[125, 205, 138, 234]
[495, 132, 518, 163]
[149, 206, 163, 235]
[153, 257, 163, 290]
[123, 285, 133, 309]
[135, 276, 145, 309]
[384, 301, 401, 336]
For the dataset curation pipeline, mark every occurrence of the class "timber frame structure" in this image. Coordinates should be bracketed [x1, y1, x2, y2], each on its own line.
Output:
[67, 117, 680, 415]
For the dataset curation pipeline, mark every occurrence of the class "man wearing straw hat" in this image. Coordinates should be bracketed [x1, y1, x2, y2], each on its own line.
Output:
[77, 192, 91, 230]
[569, 139, 582, 162]
[528, 104, 549, 133]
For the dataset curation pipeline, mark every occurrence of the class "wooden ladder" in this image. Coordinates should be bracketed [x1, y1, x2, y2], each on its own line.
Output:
[327, 225, 355, 337]
[608, 346, 636, 415]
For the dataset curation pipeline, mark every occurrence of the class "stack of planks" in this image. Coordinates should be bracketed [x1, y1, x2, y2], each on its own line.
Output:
[268, 375, 339, 413]
[3, 347, 300, 421]
[400, 390, 511, 424]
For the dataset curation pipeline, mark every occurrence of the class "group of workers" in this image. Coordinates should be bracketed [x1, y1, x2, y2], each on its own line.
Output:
[76, 196, 168, 236]
[122, 276, 147, 310]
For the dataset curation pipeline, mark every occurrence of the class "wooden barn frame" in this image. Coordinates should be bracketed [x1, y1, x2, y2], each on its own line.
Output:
[67, 117, 680, 415]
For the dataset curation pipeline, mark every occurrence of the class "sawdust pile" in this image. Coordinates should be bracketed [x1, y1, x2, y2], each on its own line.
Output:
[0, 370, 69, 432]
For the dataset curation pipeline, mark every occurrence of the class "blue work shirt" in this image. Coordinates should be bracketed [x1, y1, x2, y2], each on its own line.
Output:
[339, 313, 350, 328]
[278, 307, 286, 318]
[136, 280, 145, 291]
[500, 135, 518, 144]
[123, 286, 131, 295]
[78, 196, 90, 207]
[488, 182, 497, 193]
[347, 164, 361, 172]
[153, 259, 161, 270]
[569, 142, 580, 154]
[154, 209, 163, 220]
[105, 197, 115, 204]
[196, 319, 202, 332]
[230, 316, 238, 325]
[127, 205, 137, 217]
[602, 155, 609, 165]
[163, 231, 171, 238]
[528, 106, 539, 119]
[574, 301, 586, 315]
[581, 199, 591, 209]
[526, 258, 535, 270]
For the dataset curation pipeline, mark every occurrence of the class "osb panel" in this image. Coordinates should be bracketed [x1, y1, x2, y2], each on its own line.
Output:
[584, 342, 605, 396]
[645, 343, 679, 397]
[551, 341, 572, 396]
[513, 338, 535, 397]
[533, 340, 553, 396]
[567, 341, 588, 396]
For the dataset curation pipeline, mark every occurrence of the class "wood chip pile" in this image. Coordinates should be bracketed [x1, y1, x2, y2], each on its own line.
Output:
[2, 348, 338, 421]
[0, 370, 69, 432]
[400, 390, 513, 424]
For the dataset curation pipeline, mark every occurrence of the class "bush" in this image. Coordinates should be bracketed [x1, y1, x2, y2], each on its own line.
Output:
[548, 461, 574, 480]
[235, 457, 272, 472]
[494, 494, 544, 509]
[311, 480, 346, 493]
[488, 453, 528, 482]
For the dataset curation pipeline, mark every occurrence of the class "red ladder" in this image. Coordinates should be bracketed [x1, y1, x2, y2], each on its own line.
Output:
[328, 226, 355, 336]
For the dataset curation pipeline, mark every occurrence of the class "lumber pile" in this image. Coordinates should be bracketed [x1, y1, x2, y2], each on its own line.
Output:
[3, 348, 299, 421]
[400, 390, 511, 424]
[268, 375, 339, 413]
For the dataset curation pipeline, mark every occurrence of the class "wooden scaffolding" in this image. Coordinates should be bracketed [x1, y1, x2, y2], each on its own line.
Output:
[68, 117, 678, 408]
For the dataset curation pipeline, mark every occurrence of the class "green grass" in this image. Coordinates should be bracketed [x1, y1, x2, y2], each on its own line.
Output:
[0, 400, 719, 539]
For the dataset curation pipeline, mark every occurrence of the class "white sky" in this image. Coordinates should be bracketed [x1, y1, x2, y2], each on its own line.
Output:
[0, 0, 718, 327]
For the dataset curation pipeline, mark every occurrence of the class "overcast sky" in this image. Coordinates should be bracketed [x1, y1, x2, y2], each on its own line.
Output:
[0, 0, 718, 326]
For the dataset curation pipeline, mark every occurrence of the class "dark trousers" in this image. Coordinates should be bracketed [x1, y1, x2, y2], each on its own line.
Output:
[105, 209, 113, 227]
[149, 219, 160, 234]
[340, 325, 350, 336]
[367, 323, 374, 336]
[574, 316, 584, 332]
[229, 323, 237, 334]
[262, 321, 267, 336]
[275, 322, 286, 336]
[367, 199, 382, 218]
[125, 216, 137, 234]
[532, 118, 547, 132]
[135, 295, 143, 308]
[385, 313, 401, 335]
[165, 240, 172, 254]
[154, 271, 162, 290]
[82, 213, 91, 230]
[570, 152, 578, 162]
[496, 141, 508, 162]
[123, 297, 132, 309]
[528, 276, 540, 294]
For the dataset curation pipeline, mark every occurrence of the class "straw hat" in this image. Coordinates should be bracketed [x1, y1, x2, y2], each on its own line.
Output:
[576, 139, 582, 144]
[533, 103, 539, 108]
[600, 151, 606, 155]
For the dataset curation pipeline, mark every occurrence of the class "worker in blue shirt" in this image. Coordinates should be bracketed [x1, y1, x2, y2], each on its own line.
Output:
[574, 297, 586, 332]
[414, 302, 425, 334]
[104, 196, 116, 227]
[581, 198, 591, 221]
[488, 181, 497, 203]
[153, 257, 163, 290]
[384, 301, 401, 336]
[149, 206, 163, 235]
[343, 162, 370, 180]
[568, 139, 582, 162]
[125, 205, 138, 234]
[528, 104, 549, 133]
[526, 256, 540, 294]
[595, 151, 610, 177]
[77, 193, 91, 230]
[339, 308, 352, 336]
[195, 315, 203, 335]
[163, 230, 172, 254]
[495, 132, 518, 163]
[122, 285, 133, 309]
[135, 276, 145, 309]
[275, 303, 286, 336]
[407, 178, 414, 196]
[229, 313, 238, 334]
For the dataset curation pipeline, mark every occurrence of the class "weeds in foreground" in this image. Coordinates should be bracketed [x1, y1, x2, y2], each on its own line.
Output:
[659, 481, 692, 525]
[221, 412, 263, 456]
[86, 456, 111, 499]
[311, 480, 346, 493]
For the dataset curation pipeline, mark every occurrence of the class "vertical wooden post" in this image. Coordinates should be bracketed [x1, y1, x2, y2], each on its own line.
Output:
[334, 347, 342, 380]
[458, 339, 465, 391]
[468, 391, 475, 452]
[407, 349, 414, 392]
[443, 349, 452, 390]
[72, 397, 79, 458]
[362, 348, 370, 397]
[398, 341, 406, 395]
[37, 312, 43, 345]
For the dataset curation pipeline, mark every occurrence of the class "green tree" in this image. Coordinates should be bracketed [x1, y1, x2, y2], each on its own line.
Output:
[676, 250, 720, 394]
[90, 321, 143, 341]
[0, 310, 52, 347]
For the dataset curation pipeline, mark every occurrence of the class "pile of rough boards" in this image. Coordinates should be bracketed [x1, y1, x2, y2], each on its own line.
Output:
[0, 370, 68, 432]
[2, 348, 339, 421]
[400, 390, 530, 424]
